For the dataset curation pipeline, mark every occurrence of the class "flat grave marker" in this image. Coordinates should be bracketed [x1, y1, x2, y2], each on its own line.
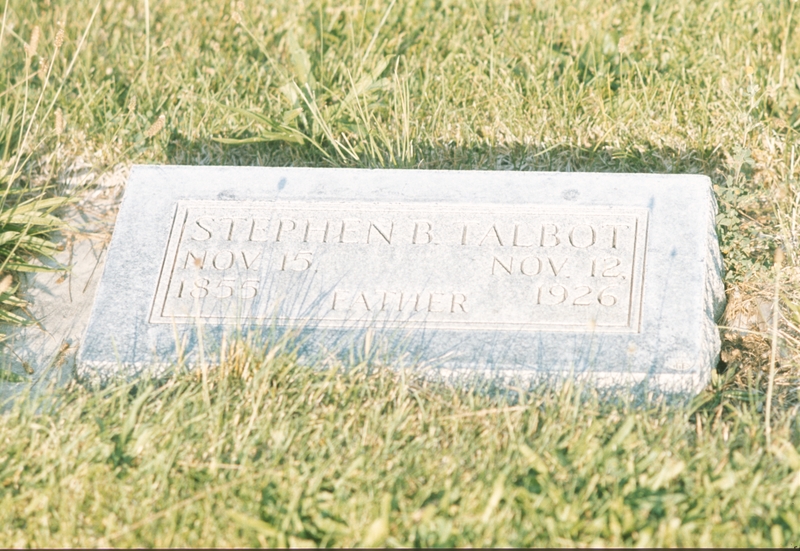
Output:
[79, 166, 725, 394]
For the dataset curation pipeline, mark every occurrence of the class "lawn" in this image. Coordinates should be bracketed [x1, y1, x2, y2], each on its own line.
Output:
[1, 0, 799, 546]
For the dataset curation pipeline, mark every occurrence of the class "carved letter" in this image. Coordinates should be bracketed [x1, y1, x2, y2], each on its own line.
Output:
[379, 291, 396, 311]
[367, 221, 394, 244]
[461, 225, 468, 245]
[513, 224, 534, 247]
[212, 250, 235, 270]
[303, 220, 330, 243]
[219, 217, 248, 241]
[427, 292, 445, 312]
[568, 225, 596, 248]
[241, 251, 262, 270]
[331, 291, 345, 311]
[191, 217, 213, 241]
[275, 219, 297, 242]
[492, 256, 514, 275]
[399, 292, 422, 312]
[412, 221, 434, 244]
[450, 293, 468, 313]
[603, 224, 630, 249]
[540, 224, 560, 247]
[520, 256, 542, 275]
[479, 225, 504, 246]
[338, 219, 362, 243]
[183, 250, 207, 269]
[249, 219, 270, 242]
[548, 257, 568, 276]
[355, 292, 371, 310]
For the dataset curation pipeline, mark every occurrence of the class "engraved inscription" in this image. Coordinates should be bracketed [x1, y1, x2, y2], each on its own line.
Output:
[150, 202, 648, 332]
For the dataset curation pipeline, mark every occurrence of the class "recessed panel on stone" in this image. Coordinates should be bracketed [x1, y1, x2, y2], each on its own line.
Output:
[150, 201, 648, 331]
[79, 166, 725, 394]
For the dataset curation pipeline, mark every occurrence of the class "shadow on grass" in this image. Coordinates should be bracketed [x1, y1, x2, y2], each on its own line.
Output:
[165, 132, 736, 178]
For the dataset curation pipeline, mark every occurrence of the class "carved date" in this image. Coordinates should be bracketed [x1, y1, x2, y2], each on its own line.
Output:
[176, 278, 259, 299]
[535, 284, 619, 307]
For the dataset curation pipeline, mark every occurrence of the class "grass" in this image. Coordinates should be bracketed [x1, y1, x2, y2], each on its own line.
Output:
[1, 346, 799, 547]
[0, 17, 69, 348]
[0, 0, 799, 546]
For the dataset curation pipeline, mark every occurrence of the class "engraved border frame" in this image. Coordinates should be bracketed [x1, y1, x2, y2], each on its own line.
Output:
[149, 201, 649, 333]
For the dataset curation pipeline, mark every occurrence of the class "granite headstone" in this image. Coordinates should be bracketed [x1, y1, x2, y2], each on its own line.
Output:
[78, 166, 726, 393]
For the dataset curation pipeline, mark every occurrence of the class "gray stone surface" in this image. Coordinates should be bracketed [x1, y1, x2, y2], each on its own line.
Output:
[78, 165, 726, 394]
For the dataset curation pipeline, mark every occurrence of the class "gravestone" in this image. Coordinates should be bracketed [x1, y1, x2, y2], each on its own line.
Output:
[78, 166, 726, 394]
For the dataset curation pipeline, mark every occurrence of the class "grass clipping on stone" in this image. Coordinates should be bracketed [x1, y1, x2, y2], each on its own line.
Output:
[1, 340, 799, 548]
